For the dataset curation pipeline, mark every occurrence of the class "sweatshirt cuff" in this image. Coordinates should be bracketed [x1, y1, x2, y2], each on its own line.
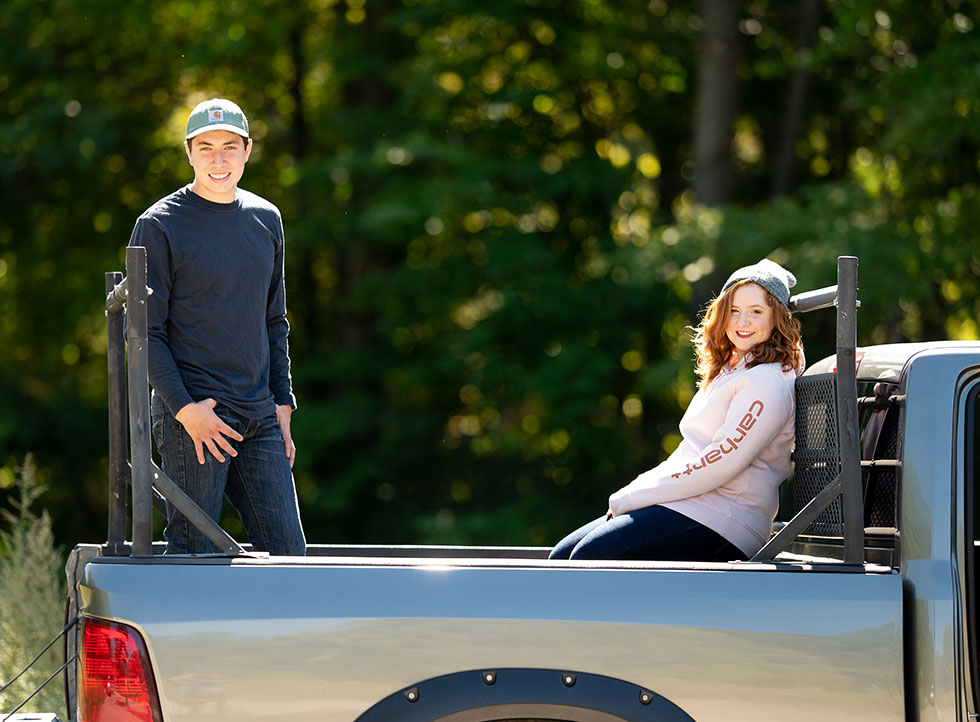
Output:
[163, 388, 195, 417]
[608, 486, 634, 516]
[274, 390, 297, 410]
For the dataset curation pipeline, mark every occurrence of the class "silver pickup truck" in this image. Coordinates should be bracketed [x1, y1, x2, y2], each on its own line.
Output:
[54, 256, 980, 721]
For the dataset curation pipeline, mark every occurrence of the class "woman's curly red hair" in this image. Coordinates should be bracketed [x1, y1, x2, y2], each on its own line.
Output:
[692, 280, 804, 387]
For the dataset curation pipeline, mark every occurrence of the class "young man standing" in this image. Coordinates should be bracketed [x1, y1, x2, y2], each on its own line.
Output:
[129, 98, 306, 555]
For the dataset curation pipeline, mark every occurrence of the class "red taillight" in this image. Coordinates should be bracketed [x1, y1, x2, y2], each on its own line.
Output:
[79, 617, 162, 722]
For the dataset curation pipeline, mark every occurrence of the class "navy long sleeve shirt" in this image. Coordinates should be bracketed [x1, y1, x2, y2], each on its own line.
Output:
[128, 185, 296, 419]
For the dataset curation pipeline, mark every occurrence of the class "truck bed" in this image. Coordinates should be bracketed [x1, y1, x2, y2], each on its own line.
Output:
[69, 544, 904, 722]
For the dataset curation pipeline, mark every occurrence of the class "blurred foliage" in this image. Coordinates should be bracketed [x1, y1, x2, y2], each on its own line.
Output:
[1, 0, 979, 548]
[0, 456, 67, 718]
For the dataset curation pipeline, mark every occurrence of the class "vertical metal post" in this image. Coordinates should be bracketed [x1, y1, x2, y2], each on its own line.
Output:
[105, 272, 129, 555]
[126, 247, 154, 556]
[836, 256, 864, 564]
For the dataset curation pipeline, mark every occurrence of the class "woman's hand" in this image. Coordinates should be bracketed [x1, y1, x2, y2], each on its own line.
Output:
[608, 486, 633, 516]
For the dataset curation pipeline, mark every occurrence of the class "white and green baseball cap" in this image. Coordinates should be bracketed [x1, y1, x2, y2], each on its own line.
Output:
[185, 98, 249, 140]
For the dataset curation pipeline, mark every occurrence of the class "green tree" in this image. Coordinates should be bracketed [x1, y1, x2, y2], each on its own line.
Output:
[1, 0, 978, 550]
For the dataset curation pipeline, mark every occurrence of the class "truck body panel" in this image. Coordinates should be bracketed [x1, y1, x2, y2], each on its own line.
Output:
[77, 555, 904, 721]
[896, 348, 980, 722]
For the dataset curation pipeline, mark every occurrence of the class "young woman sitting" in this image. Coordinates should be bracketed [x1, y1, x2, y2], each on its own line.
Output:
[549, 259, 805, 562]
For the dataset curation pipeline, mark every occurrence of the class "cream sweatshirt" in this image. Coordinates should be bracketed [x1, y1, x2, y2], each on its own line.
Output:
[607, 355, 800, 557]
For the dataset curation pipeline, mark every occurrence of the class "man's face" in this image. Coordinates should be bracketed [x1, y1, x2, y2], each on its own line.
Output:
[185, 129, 251, 203]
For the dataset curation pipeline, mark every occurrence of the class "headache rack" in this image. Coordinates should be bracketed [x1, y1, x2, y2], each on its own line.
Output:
[751, 255, 866, 564]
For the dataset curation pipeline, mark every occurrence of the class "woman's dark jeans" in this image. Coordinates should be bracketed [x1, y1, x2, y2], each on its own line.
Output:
[549, 505, 745, 562]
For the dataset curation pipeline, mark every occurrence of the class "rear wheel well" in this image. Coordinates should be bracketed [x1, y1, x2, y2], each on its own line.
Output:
[354, 668, 696, 721]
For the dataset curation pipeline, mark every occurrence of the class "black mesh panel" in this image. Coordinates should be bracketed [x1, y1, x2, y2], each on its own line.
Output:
[862, 383, 902, 528]
[793, 373, 843, 536]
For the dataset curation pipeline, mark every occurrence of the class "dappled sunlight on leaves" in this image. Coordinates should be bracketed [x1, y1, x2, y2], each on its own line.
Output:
[1, 0, 979, 550]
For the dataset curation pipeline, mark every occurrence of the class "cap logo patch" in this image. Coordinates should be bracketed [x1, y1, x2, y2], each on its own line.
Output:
[209, 109, 224, 122]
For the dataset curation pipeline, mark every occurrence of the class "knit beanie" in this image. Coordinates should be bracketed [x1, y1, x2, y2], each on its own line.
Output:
[721, 258, 796, 309]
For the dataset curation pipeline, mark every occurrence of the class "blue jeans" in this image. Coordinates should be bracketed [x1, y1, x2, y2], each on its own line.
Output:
[548, 505, 744, 562]
[151, 397, 306, 555]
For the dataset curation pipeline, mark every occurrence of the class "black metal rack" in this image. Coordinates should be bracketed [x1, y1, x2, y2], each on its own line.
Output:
[103, 246, 245, 556]
[752, 255, 863, 564]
